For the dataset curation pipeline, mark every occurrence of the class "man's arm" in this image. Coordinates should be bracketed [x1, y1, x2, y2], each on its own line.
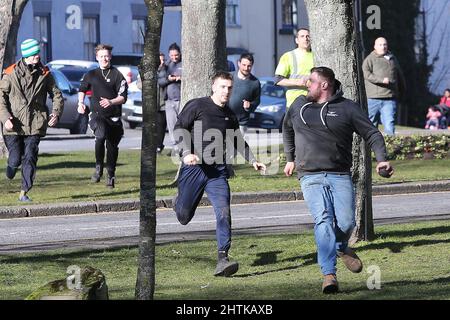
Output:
[0, 75, 13, 125]
[174, 100, 198, 161]
[282, 106, 296, 176]
[362, 57, 384, 84]
[157, 64, 170, 87]
[47, 73, 64, 117]
[275, 75, 308, 90]
[246, 81, 261, 113]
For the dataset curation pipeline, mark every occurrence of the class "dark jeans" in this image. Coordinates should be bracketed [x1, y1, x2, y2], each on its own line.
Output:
[174, 163, 232, 252]
[89, 113, 123, 176]
[156, 110, 167, 150]
[4, 135, 41, 192]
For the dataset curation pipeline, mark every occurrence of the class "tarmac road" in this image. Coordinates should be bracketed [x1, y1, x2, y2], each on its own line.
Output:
[1, 191, 449, 253]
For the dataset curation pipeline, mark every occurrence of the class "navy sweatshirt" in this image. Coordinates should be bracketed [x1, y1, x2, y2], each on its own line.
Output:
[283, 81, 387, 178]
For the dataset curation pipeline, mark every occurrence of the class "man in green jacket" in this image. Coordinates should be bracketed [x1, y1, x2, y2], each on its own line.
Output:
[0, 39, 64, 202]
[362, 37, 406, 136]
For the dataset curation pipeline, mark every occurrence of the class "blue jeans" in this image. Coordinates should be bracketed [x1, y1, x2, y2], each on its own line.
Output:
[174, 163, 232, 252]
[368, 98, 397, 136]
[300, 173, 355, 275]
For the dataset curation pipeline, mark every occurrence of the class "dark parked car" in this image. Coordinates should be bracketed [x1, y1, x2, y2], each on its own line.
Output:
[248, 77, 286, 130]
[48, 69, 90, 134]
[57, 66, 95, 89]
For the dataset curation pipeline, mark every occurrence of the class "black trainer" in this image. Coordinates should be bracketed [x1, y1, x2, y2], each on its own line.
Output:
[106, 175, 115, 189]
[91, 164, 103, 183]
[214, 251, 239, 277]
[6, 165, 17, 180]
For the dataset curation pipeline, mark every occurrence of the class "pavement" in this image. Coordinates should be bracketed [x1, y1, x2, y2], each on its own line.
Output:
[2, 126, 450, 219]
[2, 179, 450, 219]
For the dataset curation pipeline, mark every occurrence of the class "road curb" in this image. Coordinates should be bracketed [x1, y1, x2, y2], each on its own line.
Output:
[2, 180, 450, 219]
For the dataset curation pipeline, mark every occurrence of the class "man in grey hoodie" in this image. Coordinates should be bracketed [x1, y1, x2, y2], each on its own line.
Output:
[283, 66, 393, 294]
[362, 37, 406, 136]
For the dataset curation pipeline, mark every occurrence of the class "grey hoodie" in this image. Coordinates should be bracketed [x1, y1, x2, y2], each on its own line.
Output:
[283, 80, 387, 178]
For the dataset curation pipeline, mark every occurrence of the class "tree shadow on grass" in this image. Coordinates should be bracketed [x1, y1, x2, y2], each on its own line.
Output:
[358, 238, 450, 253]
[39, 161, 124, 170]
[377, 225, 450, 239]
[251, 251, 283, 266]
[341, 276, 450, 298]
[235, 252, 317, 278]
[0, 245, 136, 265]
[39, 153, 69, 158]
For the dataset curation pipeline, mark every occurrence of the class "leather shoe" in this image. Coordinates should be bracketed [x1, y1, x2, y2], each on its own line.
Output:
[322, 274, 338, 294]
[337, 247, 363, 273]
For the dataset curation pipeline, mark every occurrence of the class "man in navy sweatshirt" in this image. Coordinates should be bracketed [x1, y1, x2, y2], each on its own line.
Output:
[283, 66, 393, 294]
[228, 53, 261, 137]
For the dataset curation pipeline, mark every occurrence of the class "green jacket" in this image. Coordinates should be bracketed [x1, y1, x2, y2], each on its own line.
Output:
[0, 59, 64, 136]
[362, 50, 406, 100]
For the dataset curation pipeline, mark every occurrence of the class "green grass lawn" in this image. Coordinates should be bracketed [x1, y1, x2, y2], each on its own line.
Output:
[2, 150, 450, 206]
[0, 220, 449, 300]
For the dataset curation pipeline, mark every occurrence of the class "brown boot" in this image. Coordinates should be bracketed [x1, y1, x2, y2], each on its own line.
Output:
[322, 274, 339, 294]
[337, 247, 363, 273]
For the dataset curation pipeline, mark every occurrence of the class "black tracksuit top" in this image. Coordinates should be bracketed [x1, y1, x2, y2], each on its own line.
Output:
[283, 81, 387, 178]
[175, 96, 256, 164]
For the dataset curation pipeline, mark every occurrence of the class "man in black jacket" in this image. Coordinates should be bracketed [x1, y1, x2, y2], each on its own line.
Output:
[173, 71, 266, 277]
[78, 44, 128, 188]
[283, 66, 393, 294]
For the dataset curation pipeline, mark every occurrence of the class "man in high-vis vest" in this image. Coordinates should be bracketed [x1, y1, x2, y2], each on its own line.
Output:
[274, 28, 314, 108]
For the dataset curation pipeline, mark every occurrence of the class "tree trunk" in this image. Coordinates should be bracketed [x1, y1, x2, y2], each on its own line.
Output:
[135, 0, 164, 300]
[0, 0, 28, 158]
[304, 0, 375, 242]
[181, 0, 227, 107]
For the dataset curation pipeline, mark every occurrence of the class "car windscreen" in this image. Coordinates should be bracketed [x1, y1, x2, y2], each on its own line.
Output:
[261, 84, 285, 98]
[111, 55, 142, 66]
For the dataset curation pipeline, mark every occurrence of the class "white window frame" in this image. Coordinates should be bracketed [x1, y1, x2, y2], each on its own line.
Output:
[226, 0, 240, 27]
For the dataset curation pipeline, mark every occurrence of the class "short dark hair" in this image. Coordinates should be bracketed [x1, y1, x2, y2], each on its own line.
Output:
[212, 70, 233, 83]
[297, 28, 310, 35]
[239, 53, 254, 64]
[95, 44, 113, 54]
[445, 88, 450, 93]
[168, 42, 181, 52]
[310, 66, 335, 88]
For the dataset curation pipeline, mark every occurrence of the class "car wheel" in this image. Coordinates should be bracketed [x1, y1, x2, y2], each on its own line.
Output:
[128, 121, 138, 129]
[123, 120, 138, 129]
[70, 113, 88, 134]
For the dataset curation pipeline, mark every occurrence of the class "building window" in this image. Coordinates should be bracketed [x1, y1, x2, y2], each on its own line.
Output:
[281, 0, 298, 31]
[226, 0, 240, 26]
[83, 16, 99, 61]
[33, 14, 51, 63]
[132, 18, 145, 54]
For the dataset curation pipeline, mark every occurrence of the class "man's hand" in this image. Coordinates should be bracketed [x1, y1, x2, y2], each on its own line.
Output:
[243, 100, 251, 110]
[183, 154, 200, 166]
[4, 118, 14, 131]
[48, 114, 58, 127]
[376, 161, 394, 177]
[252, 161, 266, 174]
[284, 161, 295, 176]
[99, 97, 112, 109]
[77, 102, 87, 114]
[383, 77, 390, 84]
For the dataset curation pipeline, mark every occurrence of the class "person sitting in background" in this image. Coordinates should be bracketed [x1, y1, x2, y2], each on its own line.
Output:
[439, 89, 450, 107]
[425, 106, 441, 130]
[437, 89, 450, 128]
